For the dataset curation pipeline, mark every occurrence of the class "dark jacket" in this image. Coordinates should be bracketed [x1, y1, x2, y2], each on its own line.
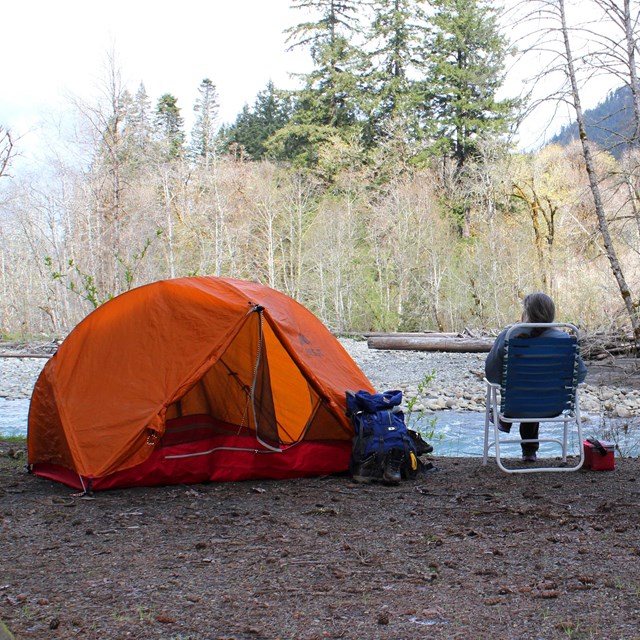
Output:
[485, 325, 588, 385]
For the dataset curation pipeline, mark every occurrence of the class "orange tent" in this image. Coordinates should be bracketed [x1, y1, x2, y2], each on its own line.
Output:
[28, 276, 374, 491]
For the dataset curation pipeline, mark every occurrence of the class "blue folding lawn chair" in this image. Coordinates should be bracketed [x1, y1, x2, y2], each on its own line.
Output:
[483, 323, 584, 473]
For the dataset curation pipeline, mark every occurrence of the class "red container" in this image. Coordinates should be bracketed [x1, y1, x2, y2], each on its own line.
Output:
[583, 440, 615, 471]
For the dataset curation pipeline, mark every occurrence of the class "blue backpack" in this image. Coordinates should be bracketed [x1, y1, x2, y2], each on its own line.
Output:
[346, 389, 419, 477]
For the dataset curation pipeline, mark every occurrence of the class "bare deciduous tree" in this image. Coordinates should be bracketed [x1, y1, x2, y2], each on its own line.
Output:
[0, 127, 15, 179]
[513, 0, 640, 344]
[559, 0, 640, 343]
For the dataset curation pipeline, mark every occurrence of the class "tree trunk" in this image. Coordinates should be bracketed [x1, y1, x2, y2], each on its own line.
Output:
[622, 0, 640, 142]
[367, 336, 494, 352]
[363, 332, 463, 338]
[559, 0, 640, 348]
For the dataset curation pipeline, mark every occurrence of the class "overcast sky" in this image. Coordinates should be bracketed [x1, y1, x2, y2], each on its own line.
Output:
[2, 0, 620, 161]
[3, 0, 311, 151]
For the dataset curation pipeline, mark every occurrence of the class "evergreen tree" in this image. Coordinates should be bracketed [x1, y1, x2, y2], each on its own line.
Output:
[222, 105, 253, 159]
[294, 33, 364, 130]
[286, 0, 361, 91]
[424, 0, 516, 171]
[277, 0, 366, 167]
[191, 78, 220, 165]
[222, 81, 293, 160]
[128, 83, 153, 161]
[551, 85, 636, 159]
[154, 93, 185, 160]
[364, 0, 428, 146]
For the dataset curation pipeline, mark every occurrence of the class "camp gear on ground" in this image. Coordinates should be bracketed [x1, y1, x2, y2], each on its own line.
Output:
[346, 389, 424, 482]
[583, 438, 615, 471]
[28, 276, 375, 490]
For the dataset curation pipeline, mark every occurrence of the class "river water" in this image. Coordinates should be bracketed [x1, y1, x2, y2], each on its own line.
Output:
[0, 398, 31, 438]
[3, 398, 627, 458]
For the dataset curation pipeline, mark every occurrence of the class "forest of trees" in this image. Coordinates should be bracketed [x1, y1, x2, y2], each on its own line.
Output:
[2, 0, 640, 342]
[551, 85, 637, 159]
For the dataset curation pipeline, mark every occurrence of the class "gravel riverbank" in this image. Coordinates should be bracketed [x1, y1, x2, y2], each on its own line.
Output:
[0, 357, 47, 400]
[337, 338, 640, 418]
[1, 338, 639, 418]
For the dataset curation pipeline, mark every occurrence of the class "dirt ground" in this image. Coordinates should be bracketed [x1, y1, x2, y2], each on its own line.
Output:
[1, 355, 639, 640]
[0, 445, 638, 640]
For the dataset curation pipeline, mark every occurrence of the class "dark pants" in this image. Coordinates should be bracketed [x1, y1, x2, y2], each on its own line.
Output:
[499, 420, 540, 456]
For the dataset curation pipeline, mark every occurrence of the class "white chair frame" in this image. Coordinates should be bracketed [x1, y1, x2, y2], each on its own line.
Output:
[482, 323, 585, 474]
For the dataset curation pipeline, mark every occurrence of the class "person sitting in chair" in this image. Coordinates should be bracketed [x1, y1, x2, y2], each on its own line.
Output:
[485, 292, 587, 462]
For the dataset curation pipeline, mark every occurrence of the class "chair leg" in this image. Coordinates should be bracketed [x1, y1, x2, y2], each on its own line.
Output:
[483, 386, 491, 465]
[493, 420, 502, 469]
[483, 384, 499, 465]
[483, 386, 585, 473]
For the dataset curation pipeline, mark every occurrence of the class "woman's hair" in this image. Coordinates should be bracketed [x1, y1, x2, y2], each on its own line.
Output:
[522, 292, 555, 324]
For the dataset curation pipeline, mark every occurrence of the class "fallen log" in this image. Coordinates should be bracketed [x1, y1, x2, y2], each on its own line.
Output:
[0, 352, 52, 359]
[367, 336, 494, 353]
[362, 331, 464, 339]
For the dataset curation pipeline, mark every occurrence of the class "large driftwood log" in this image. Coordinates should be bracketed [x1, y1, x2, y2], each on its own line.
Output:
[0, 352, 52, 358]
[367, 335, 494, 352]
[362, 331, 464, 338]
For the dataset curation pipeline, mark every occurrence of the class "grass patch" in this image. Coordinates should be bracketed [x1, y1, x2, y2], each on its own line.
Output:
[1, 435, 27, 445]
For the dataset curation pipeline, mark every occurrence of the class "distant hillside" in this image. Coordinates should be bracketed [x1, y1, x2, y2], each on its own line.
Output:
[550, 85, 638, 158]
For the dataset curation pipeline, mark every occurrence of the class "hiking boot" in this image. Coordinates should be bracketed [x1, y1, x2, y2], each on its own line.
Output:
[382, 449, 404, 486]
[409, 430, 434, 455]
[351, 454, 382, 483]
[522, 453, 537, 462]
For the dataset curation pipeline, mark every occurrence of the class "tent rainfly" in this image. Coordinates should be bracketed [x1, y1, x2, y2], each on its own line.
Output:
[28, 276, 374, 491]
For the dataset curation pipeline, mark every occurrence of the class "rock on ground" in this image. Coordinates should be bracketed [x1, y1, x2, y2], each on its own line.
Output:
[339, 338, 640, 419]
[1, 338, 639, 419]
[1, 451, 640, 639]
